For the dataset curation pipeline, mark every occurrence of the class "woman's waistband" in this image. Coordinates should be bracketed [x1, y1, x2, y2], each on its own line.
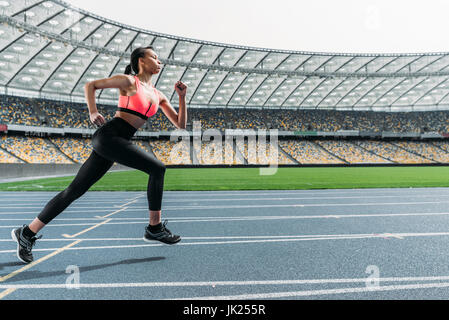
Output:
[103, 117, 137, 140]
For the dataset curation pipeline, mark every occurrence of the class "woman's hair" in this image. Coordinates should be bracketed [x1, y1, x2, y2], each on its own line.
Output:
[124, 46, 154, 75]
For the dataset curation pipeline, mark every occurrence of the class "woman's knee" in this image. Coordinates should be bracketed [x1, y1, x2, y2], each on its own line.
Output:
[149, 161, 166, 177]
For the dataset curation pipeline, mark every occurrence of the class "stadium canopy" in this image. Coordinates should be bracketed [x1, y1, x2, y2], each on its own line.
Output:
[1, 0, 449, 112]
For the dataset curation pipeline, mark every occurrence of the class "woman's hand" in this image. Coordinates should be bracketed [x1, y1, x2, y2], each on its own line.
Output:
[175, 81, 187, 97]
[90, 112, 106, 126]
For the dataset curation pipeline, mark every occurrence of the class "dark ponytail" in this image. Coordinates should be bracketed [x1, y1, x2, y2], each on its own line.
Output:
[124, 46, 154, 75]
[124, 64, 133, 75]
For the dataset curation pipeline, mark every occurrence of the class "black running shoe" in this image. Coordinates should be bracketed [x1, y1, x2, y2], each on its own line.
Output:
[11, 225, 42, 264]
[143, 220, 181, 245]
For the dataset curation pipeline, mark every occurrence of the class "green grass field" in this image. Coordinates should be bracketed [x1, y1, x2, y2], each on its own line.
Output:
[1, 166, 449, 191]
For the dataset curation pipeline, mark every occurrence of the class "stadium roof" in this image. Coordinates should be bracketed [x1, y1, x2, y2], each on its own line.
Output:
[1, 0, 449, 112]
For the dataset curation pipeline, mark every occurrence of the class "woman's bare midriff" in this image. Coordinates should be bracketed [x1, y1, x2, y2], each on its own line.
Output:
[114, 111, 146, 129]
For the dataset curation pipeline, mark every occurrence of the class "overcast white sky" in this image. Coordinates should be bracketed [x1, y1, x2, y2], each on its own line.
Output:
[67, 0, 449, 54]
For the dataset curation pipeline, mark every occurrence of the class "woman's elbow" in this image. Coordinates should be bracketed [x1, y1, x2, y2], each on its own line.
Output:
[176, 121, 186, 130]
[84, 81, 95, 92]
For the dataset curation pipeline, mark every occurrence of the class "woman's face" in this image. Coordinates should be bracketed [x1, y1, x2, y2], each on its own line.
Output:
[139, 49, 161, 75]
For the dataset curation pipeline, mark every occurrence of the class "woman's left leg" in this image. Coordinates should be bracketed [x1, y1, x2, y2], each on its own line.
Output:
[12, 150, 114, 263]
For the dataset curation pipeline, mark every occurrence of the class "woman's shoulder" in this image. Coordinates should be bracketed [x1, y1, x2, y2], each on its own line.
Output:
[110, 74, 136, 86]
[110, 74, 136, 95]
[155, 88, 167, 102]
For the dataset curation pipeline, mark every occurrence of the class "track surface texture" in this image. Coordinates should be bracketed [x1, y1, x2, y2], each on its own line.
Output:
[1, 188, 449, 300]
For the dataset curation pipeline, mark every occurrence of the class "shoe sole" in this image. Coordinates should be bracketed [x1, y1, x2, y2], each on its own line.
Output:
[11, 229, 29, 264]
[142, 236, 181, 245]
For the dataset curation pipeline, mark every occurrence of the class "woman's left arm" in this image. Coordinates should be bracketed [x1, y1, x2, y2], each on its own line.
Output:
[158, 81, 187, 130]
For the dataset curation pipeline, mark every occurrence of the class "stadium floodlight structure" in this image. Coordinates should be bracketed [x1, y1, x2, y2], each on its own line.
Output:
[1, 0, 449, 112]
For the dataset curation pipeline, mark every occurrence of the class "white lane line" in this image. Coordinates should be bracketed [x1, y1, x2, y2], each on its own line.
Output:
[3, 211, 449, 228]
[124, 194, 449, 202]
[63, 200, 449, 211]
[100, 207, 128, 218]
[1, 189, 448, 198]
[189, 280, 449, 300]
[0, 206, 119, 209]
[174, 282, 449, 300]
[0, 200, 137, 203]
[0, 195, 125, 198]
[62, 219, 113, 238]
[0, 210, 119, 215]
[0, 231, 446, 254]
[0, 233, 408, 242]
[0, 218, 123, 221]
[2, 211, 449, 222]
[0, 230, 446, 243]
[0, 194, 447, 205]
[3, 275, 449, 290]
[377, 233, 404, 240]
[0, 222, 104, 228]
[115, 200, 137, 208]
[2, 200, 449, 214]
[157, 200, 449, 210]
[0, 207, 117, 214]
[0, 190, 434, 194]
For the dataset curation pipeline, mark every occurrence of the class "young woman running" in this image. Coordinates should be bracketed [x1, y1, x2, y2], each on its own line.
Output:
[11, 46, 187, 263]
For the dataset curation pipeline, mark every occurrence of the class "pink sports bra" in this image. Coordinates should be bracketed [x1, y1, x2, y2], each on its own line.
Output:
[117, 76, 160, 120]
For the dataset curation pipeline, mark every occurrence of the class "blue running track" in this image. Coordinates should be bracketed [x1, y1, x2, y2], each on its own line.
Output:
[1, 188, 449, 300]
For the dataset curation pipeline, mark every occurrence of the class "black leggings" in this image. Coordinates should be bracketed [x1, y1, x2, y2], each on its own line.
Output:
[37, 117, 166, 224]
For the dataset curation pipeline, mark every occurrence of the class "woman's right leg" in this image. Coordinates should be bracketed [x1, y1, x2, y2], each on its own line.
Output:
[30, 150, 114, 232]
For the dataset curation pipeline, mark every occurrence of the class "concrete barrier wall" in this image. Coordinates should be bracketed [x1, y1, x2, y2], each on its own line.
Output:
[0, 163, 131, 180]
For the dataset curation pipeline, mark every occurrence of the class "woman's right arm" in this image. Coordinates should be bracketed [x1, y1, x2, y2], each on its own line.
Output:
[84, 75, 133, 126]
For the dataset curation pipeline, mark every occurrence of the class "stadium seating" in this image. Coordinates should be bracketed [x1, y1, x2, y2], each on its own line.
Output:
[314, 140, 392, 164]
[0, 136, 72, 164]
[0, 147, 24, 163]
[3, 94, 449, 166]
[149, 140, 192, 165]
[4, 94, 449, 133]
[279, 140, 344, 164]
[235, 140, 294, 165]
[50, 137, 92, 163]
[1, 134, 449, 165]
[354, 140, 434, 164]
[0, 96, 41, 126]
[390, 141, 449, 163]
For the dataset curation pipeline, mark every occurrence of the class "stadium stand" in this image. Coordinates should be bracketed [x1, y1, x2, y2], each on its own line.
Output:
[353, 140, 435, 164]
[0, 147, 24, 164]
[3, 94, 449, 165]
[314, 140, 392, 164]
[197, 141, 227, 165]
[0, 95, 41, 126]
[279, 140, 344, 164]
[432, 141, 449, 154]
[390, 141, 449, 163]
[50, 137, 92, 163]
[0, 135, 72, 164]
[150, 140, 192, 165]
[3, 95, 449, 133]
[234, 140, 294, 165]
